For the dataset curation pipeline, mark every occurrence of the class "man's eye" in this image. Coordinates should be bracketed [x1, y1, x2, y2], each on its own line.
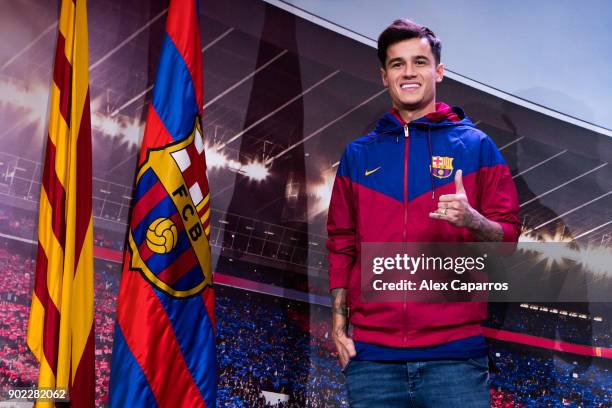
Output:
[416, 60, 426, 66]
[392, 62, 402, 68]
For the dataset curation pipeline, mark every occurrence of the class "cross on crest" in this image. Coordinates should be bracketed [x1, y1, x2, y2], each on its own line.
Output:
[170, 126, 209, 208]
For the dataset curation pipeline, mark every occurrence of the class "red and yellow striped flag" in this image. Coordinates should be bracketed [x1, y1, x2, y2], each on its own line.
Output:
[27, 0, 94, 406]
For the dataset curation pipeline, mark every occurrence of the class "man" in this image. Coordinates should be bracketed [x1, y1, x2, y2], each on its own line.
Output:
[326, 19, 520, 407]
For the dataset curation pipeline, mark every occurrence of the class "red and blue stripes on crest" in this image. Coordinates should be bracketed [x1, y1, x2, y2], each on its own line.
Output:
[130, 169, 205, 291]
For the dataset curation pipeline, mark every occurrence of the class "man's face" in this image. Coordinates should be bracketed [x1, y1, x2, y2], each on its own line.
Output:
[381, 37, 444, 113]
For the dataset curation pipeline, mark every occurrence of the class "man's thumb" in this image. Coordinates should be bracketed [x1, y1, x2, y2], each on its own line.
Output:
[345, 337, 357, 357]
[455, 169, 465, 193]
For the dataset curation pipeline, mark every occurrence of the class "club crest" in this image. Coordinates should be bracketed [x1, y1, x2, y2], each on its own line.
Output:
[128, 118, 212, 298]
[430, 156, 454, 179]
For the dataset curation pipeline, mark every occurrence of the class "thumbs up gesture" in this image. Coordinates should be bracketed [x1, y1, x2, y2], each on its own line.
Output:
[429, 169, 476, 227]
[454, 168, 466, 195]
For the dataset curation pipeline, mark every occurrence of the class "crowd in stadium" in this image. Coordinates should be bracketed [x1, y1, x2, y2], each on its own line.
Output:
[0, 205, 36, 240]
[486, 303, 611, 348]
[215, 256, 330, 297]
[215, 285, 612, 407]
[93, 261, 121, 406]
[0, 244, 121, 407]
[216, 286, 347, 407]
[489, 342, 611, 407]
[94, 231, 125, 252]
[0, 229, 610, 406]
[0, 248, 38, 393]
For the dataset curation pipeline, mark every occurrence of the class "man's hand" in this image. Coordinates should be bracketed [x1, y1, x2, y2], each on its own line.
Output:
[330, 288, 356, 369]
[428, 169, 475, 227]
[334, 328, 356, 369]
[429, 169, 504, 241]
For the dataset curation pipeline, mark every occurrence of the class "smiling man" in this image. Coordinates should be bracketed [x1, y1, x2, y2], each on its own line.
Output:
[327, 19, 521, 407]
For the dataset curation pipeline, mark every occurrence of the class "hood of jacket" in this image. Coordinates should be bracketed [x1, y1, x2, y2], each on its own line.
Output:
[374, 102, 468, 135]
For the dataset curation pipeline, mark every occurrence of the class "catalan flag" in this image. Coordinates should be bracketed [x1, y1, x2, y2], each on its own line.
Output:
[27, 0, 94, 406]
[109, 0, 216, 407]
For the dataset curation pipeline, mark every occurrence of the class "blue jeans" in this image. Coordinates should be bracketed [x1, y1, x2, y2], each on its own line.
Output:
[344, 357, 490, 408]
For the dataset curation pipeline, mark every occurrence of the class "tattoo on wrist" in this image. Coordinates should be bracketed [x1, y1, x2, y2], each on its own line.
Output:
[465, 208, 475, 228]
[334, 327, 347, 338]
[331, 288, 346, 306]
[332, 305, 348, 316]
[468, 210, 504, 242]
[331, 288, 349, 334]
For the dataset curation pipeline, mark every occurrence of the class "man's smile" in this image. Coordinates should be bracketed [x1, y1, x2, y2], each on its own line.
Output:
[400, 82, 420, 92]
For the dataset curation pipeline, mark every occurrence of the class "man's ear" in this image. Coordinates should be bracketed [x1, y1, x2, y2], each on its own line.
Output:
[435, 63, 445, 83]
[380, 67, 389, 87]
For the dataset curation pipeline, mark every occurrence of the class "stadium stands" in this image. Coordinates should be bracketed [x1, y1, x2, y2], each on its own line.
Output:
[0, 239, 610, 406]
[487, 303, 611, 348]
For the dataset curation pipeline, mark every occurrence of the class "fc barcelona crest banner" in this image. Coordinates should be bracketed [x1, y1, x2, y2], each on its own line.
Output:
[109, 1, 217, 407]
[128, 119, 211, 298]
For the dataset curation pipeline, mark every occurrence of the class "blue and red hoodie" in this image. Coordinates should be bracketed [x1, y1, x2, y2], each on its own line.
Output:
[326, 102, 520, 348]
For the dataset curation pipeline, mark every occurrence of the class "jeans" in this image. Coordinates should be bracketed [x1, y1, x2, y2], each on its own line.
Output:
[343, 357, 490, 408]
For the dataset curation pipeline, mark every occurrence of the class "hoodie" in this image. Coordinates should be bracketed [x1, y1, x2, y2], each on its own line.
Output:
[326, 102, 520, 347]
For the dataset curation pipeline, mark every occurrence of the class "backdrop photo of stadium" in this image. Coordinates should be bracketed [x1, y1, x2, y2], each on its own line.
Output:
[1, 0, 611, 406]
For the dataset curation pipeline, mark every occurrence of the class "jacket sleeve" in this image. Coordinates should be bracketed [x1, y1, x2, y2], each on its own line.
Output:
[478, 136, 521, 243]
[326, 149, 357, 290]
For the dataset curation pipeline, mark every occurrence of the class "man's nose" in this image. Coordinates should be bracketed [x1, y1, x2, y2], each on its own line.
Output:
[402, 63, 416, 77]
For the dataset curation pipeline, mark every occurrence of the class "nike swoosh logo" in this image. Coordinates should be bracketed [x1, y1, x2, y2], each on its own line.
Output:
[365, 166, 381, 176]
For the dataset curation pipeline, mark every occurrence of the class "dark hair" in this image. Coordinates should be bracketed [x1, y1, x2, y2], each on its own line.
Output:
[377, 18, 441, 67]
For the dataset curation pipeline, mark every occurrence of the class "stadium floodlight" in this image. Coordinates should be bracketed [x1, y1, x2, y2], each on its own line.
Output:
[534, 243, 572, 271]
[309, 170, 335, 219]
[92, 113, 122, 137]
[122, 119, 144, 147]
[227, 160, 241, 172]
[519, 228, 572, 244]
[239, 159, 270, 182]
[202, 141, 270, 180]
[0, 78, 48, 139]
[90, 96, 144, 147]
[577, 245, 611, 276]
[520, 228, 612, 276]
[204, 143, 231, 170]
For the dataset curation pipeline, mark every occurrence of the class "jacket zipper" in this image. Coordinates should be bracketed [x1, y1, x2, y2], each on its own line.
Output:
[403, 123, 409, 345]
[402, 124, 409, 241]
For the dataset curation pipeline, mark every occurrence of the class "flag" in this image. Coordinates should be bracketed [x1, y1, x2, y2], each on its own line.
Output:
[109, 0, 216, 407]
[27, 0, 94, 407]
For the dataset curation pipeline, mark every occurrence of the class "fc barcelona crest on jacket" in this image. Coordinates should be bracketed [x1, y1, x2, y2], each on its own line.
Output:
[430, 156, 454, 179]
[127, 118, 212, 298]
